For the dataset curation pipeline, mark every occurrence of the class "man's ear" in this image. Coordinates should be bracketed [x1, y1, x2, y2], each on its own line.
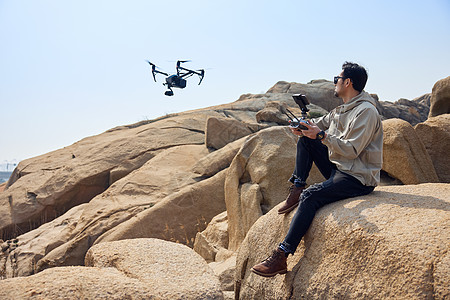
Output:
[345, 78, 352, 88]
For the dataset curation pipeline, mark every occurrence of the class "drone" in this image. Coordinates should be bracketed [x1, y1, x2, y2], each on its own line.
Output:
[146, 60, 205, 96]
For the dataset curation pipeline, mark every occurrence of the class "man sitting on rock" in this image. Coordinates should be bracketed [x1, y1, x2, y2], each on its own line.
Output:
[252, 61, 383, 277]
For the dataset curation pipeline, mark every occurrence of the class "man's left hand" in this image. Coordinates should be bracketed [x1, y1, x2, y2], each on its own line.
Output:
[301, 120, 321, 139]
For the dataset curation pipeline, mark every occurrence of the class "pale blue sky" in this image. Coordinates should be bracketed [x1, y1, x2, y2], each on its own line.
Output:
[1, 0, 449, 162]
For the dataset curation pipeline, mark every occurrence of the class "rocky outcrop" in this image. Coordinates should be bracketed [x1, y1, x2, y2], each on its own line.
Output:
[429, 76, 450, 117]
[378, 94, 431, 126]
[0, 112, 212, 241]
[415, 114, 450, 182]
[235, 184, 450, 299]
[0, 238, 224, 300]
[382, 118, 439, 184]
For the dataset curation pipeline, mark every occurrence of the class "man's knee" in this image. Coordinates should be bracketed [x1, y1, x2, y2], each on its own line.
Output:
[298, 183, 325, 210]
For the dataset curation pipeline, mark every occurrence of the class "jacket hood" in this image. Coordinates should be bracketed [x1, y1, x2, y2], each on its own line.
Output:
[341, 91, 377, 113]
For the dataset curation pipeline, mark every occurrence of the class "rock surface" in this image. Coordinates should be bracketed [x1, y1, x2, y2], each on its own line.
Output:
[194, 211, 229, 263]
[235, 184, 450, 300]
[1, 204, 87, 278]
[379, 94, 431, 125]
[415, 114, 450, 183]
[267, 80, 343, 112]
[382, 118, 439, 184]
[205, 116, 254, 150]
[429, 76, 450, 117]
[85, 238, 224, 299]
[93, 168, 227, 247]
[0, 266, 154, 299]
[0, 238, 224, 300]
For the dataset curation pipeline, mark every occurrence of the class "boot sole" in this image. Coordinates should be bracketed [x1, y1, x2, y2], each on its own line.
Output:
[251, 267, 287, 277]
[277, 202, 299, 214]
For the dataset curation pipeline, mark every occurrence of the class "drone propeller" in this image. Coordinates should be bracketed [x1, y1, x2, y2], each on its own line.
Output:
[145, 60, 157, 82]
[198, 69, 205, 85]
[176, 60, 192, 70]
[146, 60, 168, 82]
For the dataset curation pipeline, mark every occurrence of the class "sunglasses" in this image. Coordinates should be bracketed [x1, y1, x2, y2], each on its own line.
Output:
[333, 76, 346, 84]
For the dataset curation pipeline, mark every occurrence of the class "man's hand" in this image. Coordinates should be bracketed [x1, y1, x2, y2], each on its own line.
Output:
[300, 120, 321, 139]
[289, 126, 304, 136]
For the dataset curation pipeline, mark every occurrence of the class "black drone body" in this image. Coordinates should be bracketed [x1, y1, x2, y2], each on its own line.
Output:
[146, 60, 205, 96]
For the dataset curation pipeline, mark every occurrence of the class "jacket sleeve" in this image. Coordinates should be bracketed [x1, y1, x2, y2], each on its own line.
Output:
[322, 107, 380, 159]
[311, 111, 332, 131]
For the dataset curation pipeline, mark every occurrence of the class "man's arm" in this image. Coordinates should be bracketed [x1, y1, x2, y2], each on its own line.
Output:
[322, 108, 380, 159]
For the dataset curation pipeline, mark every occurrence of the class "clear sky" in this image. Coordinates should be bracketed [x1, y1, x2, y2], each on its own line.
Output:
[1, 0, 449, 162]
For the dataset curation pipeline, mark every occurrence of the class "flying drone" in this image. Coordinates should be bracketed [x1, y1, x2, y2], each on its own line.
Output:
[146, 60, 205, 96]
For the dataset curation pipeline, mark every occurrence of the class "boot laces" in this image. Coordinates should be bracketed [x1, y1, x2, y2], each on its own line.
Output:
[263, 250, 281, 266]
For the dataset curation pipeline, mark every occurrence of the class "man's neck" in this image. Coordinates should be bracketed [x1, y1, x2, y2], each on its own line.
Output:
[342, 90, 361, 103]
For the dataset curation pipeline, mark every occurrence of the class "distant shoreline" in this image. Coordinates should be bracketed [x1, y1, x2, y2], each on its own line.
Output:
[0, 171, 12, 183]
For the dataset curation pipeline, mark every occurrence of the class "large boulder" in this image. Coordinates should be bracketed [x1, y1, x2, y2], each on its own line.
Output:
[256, 101, 290, 125]
[85, 238, 224, 299]
[415, 114, 450, 182]
[267, 80, 343, 112]
[205, 116, 254, 150]
[429, 76, 450, 117]
[235, 184, 450, 299]
[382, 118, 439, 184]
[225, 126, 325, 251]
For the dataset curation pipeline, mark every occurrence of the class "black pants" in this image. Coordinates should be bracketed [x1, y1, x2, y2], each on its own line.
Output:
[281, 137, 374, 254]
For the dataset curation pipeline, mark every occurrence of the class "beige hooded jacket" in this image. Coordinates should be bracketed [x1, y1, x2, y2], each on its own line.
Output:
[312, 91, 383, 186]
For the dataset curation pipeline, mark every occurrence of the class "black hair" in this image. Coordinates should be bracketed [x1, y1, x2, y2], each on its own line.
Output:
[342, 61, 368, 92]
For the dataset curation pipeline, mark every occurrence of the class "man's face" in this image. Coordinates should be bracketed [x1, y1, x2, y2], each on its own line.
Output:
[334, 71, 345, 98]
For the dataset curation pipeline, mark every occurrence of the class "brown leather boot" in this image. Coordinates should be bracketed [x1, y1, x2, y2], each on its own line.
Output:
[277, 185, 305, 214]
[251, 248, 287, 277]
